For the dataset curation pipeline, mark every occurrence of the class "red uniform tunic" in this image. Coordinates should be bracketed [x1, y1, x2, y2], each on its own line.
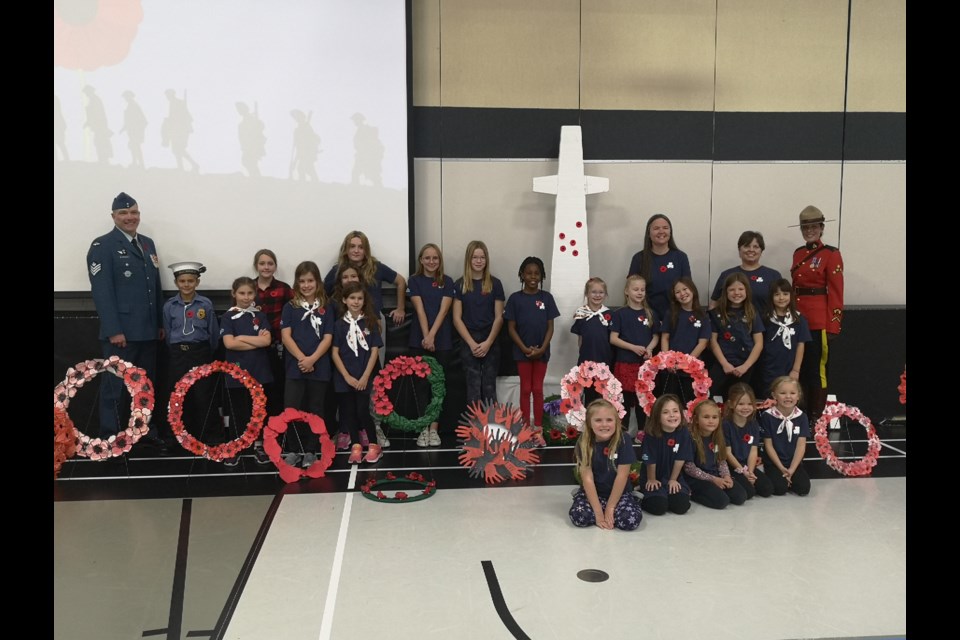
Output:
[790, 240, 844, 335]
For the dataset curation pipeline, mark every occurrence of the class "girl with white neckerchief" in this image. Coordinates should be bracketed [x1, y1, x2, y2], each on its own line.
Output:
[757, 279, 812, 400]
[758, 376, 811, 497]
[280, 261, 335, 469]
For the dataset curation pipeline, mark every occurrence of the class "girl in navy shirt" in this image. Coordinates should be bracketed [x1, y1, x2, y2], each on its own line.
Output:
[505, 256, 560, 437]
[569, 399, 642, 531]
[408, 243, 455, 447]
[758, 279, 812, 399]
[322, 230, 406, 324]
[759, 376, 811, 496]
[610, 274, 659, 437]
[220, 277, 273, 466]
[722, 383, 773, 499]
[709, 272, 764, 398]
[280, 261, 335, 468]
[684, 399, 747, 509]
[332, 282, 384, 465]
[571, 277, 613, 406]
[452, 240, 505, 406]
[658, 276, 710, 403]
[639, 394, 692, 515]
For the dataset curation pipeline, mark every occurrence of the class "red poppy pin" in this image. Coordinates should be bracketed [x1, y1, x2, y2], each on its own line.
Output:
[318, 307, 326, 315]
[432, 281, 438, 288]
[603, 313, 611, 321]
[709, 442, 717, 452]
[603, 447, 610, 456]
[535, 300, 545, 310]
[186, 310, 194, 318]
[723, 331, 733, 341]
[667, 438, 676, 446]
[743, 434, 753, 444]
[659, 266, 668, 273]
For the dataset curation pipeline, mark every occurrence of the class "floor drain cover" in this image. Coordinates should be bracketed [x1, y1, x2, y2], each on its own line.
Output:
[576, 569, 609, 582]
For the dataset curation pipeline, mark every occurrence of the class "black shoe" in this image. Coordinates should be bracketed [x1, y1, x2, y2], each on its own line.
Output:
[252, 445, 271, 465]
[222, 456, 239, 467]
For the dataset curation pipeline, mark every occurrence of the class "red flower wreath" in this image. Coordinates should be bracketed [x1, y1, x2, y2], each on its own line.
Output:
[372, 355, 445, 432]
[898, 367, 906, 405]
[360, 471, 437, 503]
[54, 407, 78, 478]
[813, 403, 882, 477]
[53, 356, 154, 460]
[456, 401, 540, 484]
[168, 360, 266, 462]
[262, 408, 335, 483]
[559, 361, 626, 429]
[636, 351, 712, 419]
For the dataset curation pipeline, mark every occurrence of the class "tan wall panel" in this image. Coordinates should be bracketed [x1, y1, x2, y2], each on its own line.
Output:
[439, 0, 581, 108]
[580, 0, 717, 111]
[710, 163, 843, 294]
[413, 0, 441, 106]
[836, 163, 906, 305]
[715, 0, 848, 112]
[847, 0, 906, 112]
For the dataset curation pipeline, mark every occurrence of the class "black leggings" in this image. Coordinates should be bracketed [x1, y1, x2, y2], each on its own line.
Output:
[688, 476, 748, 509]
[762, 452, 811, 496]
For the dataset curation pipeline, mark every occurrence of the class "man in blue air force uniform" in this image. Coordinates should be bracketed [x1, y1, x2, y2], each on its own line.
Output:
[86, 192, 167, 451]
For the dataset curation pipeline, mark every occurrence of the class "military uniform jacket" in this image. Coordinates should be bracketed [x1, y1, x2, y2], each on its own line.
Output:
[87, 227, 163, 341]
[790, 240, 844, 334]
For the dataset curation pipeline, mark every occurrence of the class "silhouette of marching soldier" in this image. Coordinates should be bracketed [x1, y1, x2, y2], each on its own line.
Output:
[82, 85, 113, 164]
[162, 89, 199, 172]
[120, 90, 147, 169]
[289, 109, 321, 181]
[236, 101, 266, 177]
[350, 112, 383, 187]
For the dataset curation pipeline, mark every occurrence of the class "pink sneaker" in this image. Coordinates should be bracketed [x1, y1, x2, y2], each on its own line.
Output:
[532, 429, 547, 448]
[348, 444, 363, 464]
[364, 444, 383, 463]
[336, 432, 350, 451]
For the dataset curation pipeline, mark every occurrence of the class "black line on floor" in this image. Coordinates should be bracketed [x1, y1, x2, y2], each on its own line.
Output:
[209, 490, 285, 640]
[185, 631, 214, 637]
[141, 630, 166, 637]
[481, 560, 531, 640]
[168, 499, 193, 640]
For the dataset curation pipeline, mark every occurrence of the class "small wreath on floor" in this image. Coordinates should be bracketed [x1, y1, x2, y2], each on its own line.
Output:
[813, 403, 882, 477]
[263, 408, 336, 483]
[372, 355, 445, 432]
[456, 401, 540, 484]
[360, 471, 437, 503]
[54, 407, 78, 478]
[168, 361, 265, 462]
[636, 351, 711, 419]
[53, 356, 154, 460]
[559, 361, 626, 430]
[898, 367, 906, 405]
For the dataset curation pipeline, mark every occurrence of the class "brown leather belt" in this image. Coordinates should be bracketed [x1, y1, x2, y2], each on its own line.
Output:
[794, 287, 827, 296]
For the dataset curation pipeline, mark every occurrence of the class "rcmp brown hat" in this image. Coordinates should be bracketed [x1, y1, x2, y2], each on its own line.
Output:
[789, 205, 836, 227]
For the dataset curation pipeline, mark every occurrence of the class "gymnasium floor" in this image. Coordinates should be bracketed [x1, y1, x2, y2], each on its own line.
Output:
[54, 423, 906, 640]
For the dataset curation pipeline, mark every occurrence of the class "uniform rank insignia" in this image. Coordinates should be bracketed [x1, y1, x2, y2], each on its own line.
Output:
[810, 257, 821, 269]
[117, 249, 128, 256]
[89, 262, 101, 276]
[197, 309, 206, 319]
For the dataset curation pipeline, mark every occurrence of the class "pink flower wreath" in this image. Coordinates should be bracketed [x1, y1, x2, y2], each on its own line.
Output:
[559, 361, 625, 430]
[898, 367, 906, 405]
[53, 356, 154, 460]
[813, 403, 882, 477]
[636, 350, 711, 419]
[168, 360, 266, 462]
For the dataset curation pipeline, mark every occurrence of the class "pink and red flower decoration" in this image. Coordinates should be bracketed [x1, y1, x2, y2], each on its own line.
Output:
[360, 471, 436, 503]
[168, 360, 266, 462]
[636, 351, 712, 419]
[813, 403, 882, 477]
[898, 367, 906, 405]
[559, 361, 626, 430]
[54, 356, 153, 461]
[372, 355, 445, 432]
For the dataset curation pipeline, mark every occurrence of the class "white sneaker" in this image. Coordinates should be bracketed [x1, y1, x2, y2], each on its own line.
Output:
[375, 424, 391, 448]
[428, 429, 441, 447]
[416, 429, 430, 447]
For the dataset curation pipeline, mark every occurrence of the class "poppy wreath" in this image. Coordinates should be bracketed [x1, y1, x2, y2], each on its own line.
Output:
[168, 361, 265, 462]
[898, 367, 906, 405]
[636, 351, 711, 419]
[456, 400, 540, 484]
[372, 355, 445, 432]
[53, 356, 154, 460]
[54, 407, 78, 478]
[559, 361, 626, 430]
[813, 403, 882, 477]
[262, 408, 336, 483]
[360, 471, 437, 503]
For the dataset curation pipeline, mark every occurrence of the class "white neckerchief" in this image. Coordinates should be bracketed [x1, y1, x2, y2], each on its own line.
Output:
[299, 300, 322, 337]
[229, 304, 260, 320]
[765, 406, 803, 442]
[344, 312, 369, 357]
[573, 304, 610, 326]
[768, 311, 797, 349]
